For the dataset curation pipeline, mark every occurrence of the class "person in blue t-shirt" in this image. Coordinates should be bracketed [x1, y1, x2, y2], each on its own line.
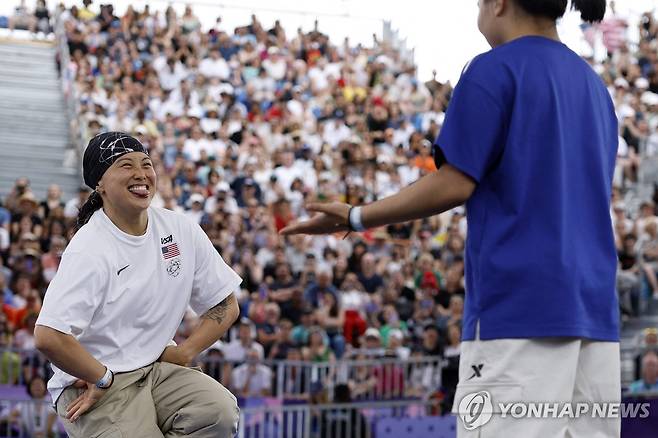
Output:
[281, 0, 618, 436]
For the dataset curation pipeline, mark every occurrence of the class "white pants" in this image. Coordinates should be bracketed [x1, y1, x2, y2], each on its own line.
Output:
[452, 337, 621, 438]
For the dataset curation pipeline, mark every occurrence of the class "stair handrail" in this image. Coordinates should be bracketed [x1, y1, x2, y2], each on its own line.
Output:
[54, 7, 84, 184]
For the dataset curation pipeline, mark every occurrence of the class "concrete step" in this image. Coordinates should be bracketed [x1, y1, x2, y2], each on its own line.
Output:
[0, 76, 61, 90]
[0, 144, 70, 160]
[0, 55, 57, 67]
[0, 112, 69, 125]
[0, 87, 63, 101]
[0, 101, 67, 116]
[0, 67, 59, 81]
[0, 97, 65, 112]
[0, 44, 54, 58]
[0, 111, 68, 126]
[0, 158, 77, 174]
[0, 123, 69, 138]
[0, 41, 80, 199]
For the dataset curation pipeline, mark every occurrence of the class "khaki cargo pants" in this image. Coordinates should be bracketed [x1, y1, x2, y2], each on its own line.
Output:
[55, 362, 240, 438]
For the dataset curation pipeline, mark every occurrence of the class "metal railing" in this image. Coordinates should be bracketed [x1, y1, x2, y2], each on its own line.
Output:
[0, 348, 445, 402]
[0, 397, 445, 438]
[0, 399, 67, 438]
[237, 398, 442, 438]
[54, 8, 85, 179]
[200, 355, 445, 401]
[2, 344, 644, 396]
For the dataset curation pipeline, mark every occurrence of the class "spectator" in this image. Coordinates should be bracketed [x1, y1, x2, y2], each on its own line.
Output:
[38, 185, 64, 221]
[360, 327, 384, 358]
[639, 221, 658, 296]
[0, 326, 20, 385]
[0, 272, 15, 307]
[268, 318, 296, 360]
[357, 253, 383, 294]
[63, 186, 91, 220]
[387, 328, 410, 360]
[280, 347, 310, 400]
[221, 318, 264, 363]
[347, 353, 377, 400]
[8, 0, 37, 34]
[628, 351, 658, 394]
[314, 287, 346, 358]
[231, 347, 272, 398]
[617, 233, 641, 316]
[3, 376, 57, 437]
[255, 302, 280, 357]
[1, 1, 656, 417]
[421, 325, 443, 357]
[302, 327, 335, 363]
[634, 328, 658, 380]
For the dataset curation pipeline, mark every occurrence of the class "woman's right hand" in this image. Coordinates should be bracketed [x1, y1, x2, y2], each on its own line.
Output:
[158, 345, 193, 366]
[65, 380, 108, 423]
[280, 202, 351, 236]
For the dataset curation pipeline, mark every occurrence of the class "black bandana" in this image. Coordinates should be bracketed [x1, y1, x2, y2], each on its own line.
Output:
[83, 132, 148, 189]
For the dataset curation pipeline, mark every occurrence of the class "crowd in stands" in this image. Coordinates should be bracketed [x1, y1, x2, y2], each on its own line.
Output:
[1, 2, 658, 432]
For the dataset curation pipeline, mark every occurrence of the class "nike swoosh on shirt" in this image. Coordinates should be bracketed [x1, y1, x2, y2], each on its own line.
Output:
[117, 265, 130, 276]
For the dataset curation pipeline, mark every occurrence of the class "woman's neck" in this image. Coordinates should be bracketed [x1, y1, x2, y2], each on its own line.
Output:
[500, 17, 560, 45]
[103, 205, 148, 236]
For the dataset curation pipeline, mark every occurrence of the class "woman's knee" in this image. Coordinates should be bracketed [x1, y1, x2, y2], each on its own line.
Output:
[194, 388, 240, 435]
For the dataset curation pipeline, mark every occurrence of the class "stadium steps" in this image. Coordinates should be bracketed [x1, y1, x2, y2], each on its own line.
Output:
[0, 40, 80, 201]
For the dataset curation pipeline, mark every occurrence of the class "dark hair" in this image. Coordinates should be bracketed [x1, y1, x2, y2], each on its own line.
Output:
[571, 0, 606, 23]
[26, 376, 46, 398]
[514, 0, 605, 23]
[76, 190, 103, 228]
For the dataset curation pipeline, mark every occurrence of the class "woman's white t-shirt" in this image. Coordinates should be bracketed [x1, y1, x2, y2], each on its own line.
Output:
[36, 207, 242, 403]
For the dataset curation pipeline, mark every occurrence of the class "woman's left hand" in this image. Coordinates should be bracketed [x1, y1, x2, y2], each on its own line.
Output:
[158, 345, 193, 366]
[66, 381, 108, 423]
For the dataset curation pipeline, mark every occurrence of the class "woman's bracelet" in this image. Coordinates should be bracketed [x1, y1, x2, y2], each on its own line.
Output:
[348, 206, 366, 232]
[95, 366, 114, 389]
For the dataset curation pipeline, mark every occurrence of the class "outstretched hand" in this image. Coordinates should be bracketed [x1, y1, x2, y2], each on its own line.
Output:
[280, 202, 352, 236]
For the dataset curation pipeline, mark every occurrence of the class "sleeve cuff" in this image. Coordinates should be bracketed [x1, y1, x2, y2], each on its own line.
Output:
[194, 279, 241, 316]
[35, 317, 73, 337]
[433, 143, 482, 183]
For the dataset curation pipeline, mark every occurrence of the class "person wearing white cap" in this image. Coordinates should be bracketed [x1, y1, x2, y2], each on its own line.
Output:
[185, 193, 207, 224]
[387, 329, 410, 360]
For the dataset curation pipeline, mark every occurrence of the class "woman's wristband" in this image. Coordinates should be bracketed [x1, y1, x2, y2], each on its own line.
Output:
[348, 206, 366, 232]
[95, 366, 114, 389]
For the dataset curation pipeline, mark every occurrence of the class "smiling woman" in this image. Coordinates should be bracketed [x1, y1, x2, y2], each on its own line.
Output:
[33, 132, 243, 438]
[75, 133, 154, 234]
[97, 152, 156, 236]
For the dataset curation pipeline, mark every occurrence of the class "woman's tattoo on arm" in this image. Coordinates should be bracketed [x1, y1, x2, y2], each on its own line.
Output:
[201, 294, 235, 323]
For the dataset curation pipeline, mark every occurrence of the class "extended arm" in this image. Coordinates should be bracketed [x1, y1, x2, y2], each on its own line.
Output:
[280, 164, 476, 236]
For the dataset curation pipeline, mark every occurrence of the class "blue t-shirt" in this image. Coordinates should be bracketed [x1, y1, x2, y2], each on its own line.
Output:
[434, 36, 619, 342]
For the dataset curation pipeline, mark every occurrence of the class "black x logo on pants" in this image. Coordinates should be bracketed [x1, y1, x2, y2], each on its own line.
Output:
[467, 363, 484, 380]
